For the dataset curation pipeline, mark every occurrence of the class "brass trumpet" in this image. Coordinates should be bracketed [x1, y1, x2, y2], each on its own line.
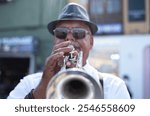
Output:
[46, 46, 103, 99]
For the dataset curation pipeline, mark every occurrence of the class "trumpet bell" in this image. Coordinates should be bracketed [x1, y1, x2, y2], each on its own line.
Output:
[46, 68, 103, 99]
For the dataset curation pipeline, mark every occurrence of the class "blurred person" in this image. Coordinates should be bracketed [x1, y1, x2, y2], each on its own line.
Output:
[7, 3, 130, 99]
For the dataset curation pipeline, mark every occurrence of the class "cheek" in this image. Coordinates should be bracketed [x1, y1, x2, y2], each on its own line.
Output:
[80, 40, 92, 51]
[78, 40, 92, 58]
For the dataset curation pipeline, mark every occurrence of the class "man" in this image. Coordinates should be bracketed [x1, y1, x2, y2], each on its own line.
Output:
[7, 3, 130, 99]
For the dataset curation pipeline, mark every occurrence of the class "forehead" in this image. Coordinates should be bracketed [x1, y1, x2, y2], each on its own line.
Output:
[56, 20, 90, 30]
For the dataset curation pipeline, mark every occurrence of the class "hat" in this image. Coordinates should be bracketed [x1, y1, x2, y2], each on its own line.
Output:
[47, 3, 98, 35]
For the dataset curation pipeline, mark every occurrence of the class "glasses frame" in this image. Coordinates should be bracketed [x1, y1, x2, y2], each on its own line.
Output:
[53, 28, 90, 40]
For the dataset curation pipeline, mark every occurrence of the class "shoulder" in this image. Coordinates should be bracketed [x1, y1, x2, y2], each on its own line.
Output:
[100, 72, 125, 90]
[99, 73, 130, 99]
[100, 73, 124, 84]
[20, 72, 43, 87]
[23, 72, 43, 80]
[18, 72, 43, 89]
[7, 72, 43, 99]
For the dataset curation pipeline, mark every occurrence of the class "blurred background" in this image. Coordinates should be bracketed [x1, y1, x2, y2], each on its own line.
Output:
[0, 0, 150, 99]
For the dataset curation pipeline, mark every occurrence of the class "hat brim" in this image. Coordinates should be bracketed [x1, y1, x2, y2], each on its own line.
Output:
[47, 19, 98, 35]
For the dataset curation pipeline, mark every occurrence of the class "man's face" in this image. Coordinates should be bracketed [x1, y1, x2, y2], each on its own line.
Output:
[53, 20, 93, 66]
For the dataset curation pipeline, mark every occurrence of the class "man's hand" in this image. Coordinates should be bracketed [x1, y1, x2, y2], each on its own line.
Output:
[33, 41, 78, 99]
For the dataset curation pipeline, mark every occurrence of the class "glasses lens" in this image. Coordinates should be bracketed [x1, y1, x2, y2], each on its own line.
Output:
[54, 28, 88, 39]
[72, 28, 86, 39]
[54, 28, 67, 39]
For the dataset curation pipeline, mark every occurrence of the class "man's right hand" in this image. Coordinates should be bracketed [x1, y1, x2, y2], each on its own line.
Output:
[33, 41, 76, 99]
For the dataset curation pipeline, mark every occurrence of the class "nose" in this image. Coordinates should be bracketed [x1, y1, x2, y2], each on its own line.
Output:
[65, 31, 75, 41]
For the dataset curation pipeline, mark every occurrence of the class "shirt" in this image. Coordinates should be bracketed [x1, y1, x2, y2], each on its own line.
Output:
[7, 62, 130, 99]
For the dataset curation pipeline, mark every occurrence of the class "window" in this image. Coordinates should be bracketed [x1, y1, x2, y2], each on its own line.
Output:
[89, 0, 123, 35]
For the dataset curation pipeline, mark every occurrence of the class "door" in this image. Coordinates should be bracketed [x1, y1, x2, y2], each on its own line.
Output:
[144, 46, 150, 98]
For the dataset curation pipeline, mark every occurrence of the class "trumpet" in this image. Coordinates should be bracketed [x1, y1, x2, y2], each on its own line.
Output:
[46, 46, 103, 99]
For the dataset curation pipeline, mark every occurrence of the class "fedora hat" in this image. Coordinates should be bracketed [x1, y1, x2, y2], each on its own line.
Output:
[47, 3, 98, 35]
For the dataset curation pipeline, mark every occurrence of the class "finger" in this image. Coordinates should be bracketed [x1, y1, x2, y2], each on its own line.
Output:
[46, 52, 64, 68]
[52, 45, 74, 55]
[53, 41, 71, 50]
[42, 52, 64, 82]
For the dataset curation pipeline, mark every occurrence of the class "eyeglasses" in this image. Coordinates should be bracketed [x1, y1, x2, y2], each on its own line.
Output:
[53, 28, 89, 40]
